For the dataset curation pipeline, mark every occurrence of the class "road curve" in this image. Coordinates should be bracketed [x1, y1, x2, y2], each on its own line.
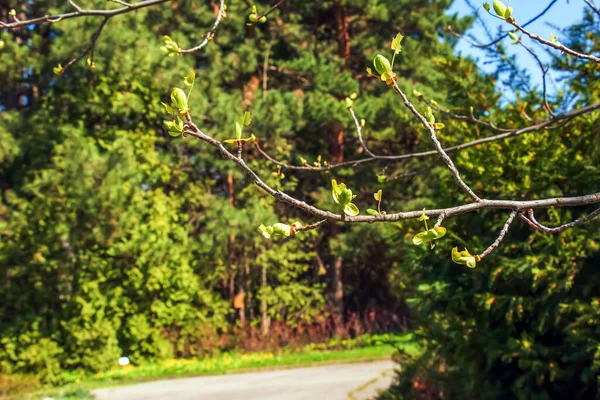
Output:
[93, 360, 396, 400]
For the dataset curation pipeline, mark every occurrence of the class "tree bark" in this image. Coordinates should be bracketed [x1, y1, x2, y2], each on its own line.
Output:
[332, 2, 351, 67]
[260, 264, 269, 336]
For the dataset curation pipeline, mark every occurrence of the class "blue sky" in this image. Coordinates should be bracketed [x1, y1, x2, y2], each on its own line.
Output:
[447, 0, 589, 92]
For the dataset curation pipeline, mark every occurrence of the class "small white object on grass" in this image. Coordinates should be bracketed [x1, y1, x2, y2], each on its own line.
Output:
[118, 356, 130, 366]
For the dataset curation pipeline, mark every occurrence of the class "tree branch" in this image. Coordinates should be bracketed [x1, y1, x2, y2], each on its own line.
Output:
[478, 211, 518, 259]
[519, 208, 600, 234]
[0, 0, 171, 30]
[584, 0, 600, 18]
[392, 82, 481, 201]
[183, 115, 600, 226]
[179, 0, 225, 53]
[512, 22, 600, 63]
[254, 101, 600, 172]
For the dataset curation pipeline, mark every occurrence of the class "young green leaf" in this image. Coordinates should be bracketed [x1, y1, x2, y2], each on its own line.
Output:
[380, 71, 397, 83]
[161, 102, 174, 114]
[431, 226, 447, 238]
[331, 179, 346, 204]
[367, 209, 379, 216]
[452, 247, 480, 268]
[391, 33, 404, 54]
[343, 203, 359, 217]
[240, 111, 252, 126]
[163, 118, 184, 137]
[235, 122, 243, 140]
[258, 224, 274, 239]
[374, 190, 382, 202]
[184, 70, 195, 86]
[412, 227, 446, 246]
[412, 231, 430, 246]
[160, 35, 180, 56]
[272, 223, 292, 237]
[337, 188, 353, 206]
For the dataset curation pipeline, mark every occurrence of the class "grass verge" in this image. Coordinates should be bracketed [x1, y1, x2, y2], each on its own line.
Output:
[18, 333, 420, 400]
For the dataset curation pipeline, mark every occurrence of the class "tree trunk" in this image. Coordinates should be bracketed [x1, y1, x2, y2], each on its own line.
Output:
[245, 261, 253, 324]
[332, 255, 344, 335]
[261, 264, 269, 336]
[332, 2, 351, 67]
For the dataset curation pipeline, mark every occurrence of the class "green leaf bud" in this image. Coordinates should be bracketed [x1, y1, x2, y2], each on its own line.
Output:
[493, 0, 507, 19]
[373, 54, 392, 75]
[170, 88, 189, 113]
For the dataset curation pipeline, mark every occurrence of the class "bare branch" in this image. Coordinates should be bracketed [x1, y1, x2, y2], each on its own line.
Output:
[518, 41, 554, 116]
[179, 0, 225, 53]
[296, 219, 328, 233]
[348, 107, 377, 158]
[434, 213, 446, 228]
[254, 101, 600, 172]
[60, 17, 110, 72]
[68, 0, 84, 12]
[391, 82, 481, 201]
[512, 22, 600, 63]
[520, 208, 600, 234]
[584, 0, 600, 19]
[183, 114, 600, 227]
[0, 0, 170, 30]
[478, 211, 518, 259]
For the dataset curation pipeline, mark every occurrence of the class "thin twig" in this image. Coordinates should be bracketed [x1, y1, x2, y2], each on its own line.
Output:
[434, 213, 446, 228]
[520, 208, 600, 234]
[512, 23, 600, 63]
[518, 41, 554, 116]
[584, 0, 600, 18]
[60, 17, 110, 72]
[295, 219, 328, 233]
[68, 0, 84, 12]
[179, 0, 225, 53]
[478, 211, 518, 259]
[0, 0, 170, 29]
[391, 82, 482, 202]
[253, 100, 600, 172]
[348, 107, 377, 158]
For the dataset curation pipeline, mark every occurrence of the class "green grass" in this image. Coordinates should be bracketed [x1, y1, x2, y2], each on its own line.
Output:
[18, 334, 421, 400]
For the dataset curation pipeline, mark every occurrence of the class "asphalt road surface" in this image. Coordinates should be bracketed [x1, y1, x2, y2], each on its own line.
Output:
[93, 360, 396, 400]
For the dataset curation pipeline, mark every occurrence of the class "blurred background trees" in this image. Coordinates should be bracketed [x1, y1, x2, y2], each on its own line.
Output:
[0, 0, 599, 398]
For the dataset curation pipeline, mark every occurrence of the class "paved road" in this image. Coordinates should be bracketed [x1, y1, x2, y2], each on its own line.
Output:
[93, 360, 396, 400]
